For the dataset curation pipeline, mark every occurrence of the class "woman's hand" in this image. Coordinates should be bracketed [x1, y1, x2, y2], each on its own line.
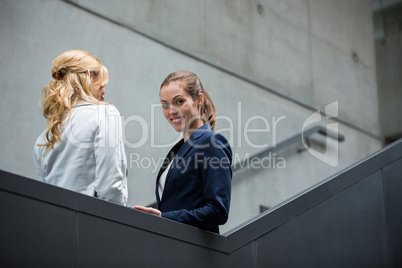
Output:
[134, 205, 162, 217]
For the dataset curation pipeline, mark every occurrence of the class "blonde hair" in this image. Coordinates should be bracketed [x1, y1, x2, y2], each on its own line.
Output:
[160, 70, 216, 130]
[39, 50, 109, 155]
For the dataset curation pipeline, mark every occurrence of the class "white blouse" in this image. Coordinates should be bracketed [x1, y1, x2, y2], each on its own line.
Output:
[33, 102, 128, 205]
[158, 160, 173, 201]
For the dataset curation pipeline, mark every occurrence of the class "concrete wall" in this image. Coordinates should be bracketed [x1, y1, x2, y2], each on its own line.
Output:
[376, 33, 402, 142]
[373, 1, 402, 143]
[0, 0, 381, 232]
[69, 0, 380, 137]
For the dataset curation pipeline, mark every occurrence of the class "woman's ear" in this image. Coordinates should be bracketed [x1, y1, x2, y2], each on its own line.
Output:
[86, 70, 92, 83]
[198, 93, 204, 107]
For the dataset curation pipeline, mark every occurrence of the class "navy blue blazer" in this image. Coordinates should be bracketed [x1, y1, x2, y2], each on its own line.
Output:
[156, 124, 232, 234]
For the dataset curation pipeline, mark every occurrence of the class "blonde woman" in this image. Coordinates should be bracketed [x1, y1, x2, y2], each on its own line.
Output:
[33, 50, 128, 205]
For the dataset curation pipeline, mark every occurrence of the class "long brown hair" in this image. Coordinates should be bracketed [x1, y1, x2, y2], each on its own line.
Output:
[160, 70, 216, 130]
[39, 50, 108, 156]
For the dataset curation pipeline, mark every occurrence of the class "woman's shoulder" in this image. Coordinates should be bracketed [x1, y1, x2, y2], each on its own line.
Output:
[73, 102, 121, 116]
[99, 103, 121, 116]
[203, 129, 226, 139]
[34, 130, 47, 148]
[199, 128, 231, 149]
[201, 126, 228, 140]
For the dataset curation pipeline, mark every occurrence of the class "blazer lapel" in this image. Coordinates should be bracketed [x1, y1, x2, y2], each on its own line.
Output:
[155, 139, 184, 205]
[165, 124, 211, 185]
[157, 124, 211, 205]
[166, 141, 193, 177]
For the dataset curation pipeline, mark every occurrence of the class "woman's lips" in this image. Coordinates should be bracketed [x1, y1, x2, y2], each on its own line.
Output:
[171, 117, 183, 125]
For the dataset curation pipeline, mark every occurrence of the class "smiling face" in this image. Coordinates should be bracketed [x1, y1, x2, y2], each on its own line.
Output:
[160, 81, 204, 140]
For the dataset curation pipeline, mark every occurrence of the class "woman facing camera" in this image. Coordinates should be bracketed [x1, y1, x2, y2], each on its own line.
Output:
[135, 70, 232, 234]
[33, 50, 128, 205]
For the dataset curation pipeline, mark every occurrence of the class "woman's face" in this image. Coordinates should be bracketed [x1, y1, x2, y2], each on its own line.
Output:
[88, 70, 107, 101]
[160, 81, 203, 135]
[92, 80, 105, 101]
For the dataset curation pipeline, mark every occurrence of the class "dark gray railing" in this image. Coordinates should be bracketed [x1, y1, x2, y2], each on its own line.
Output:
[1, 139, 401, 266]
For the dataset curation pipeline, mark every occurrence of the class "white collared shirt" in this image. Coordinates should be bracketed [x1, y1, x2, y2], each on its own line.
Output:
[33, 102, 128, 205]
[158, 160, 173, 201]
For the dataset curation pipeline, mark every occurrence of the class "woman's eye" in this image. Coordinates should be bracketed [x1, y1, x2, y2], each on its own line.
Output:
[162, 103, 170, 109]
[176, 100, 184, 105]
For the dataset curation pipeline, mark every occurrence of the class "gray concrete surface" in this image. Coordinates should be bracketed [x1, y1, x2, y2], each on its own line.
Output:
[69, 0, 380, 137]
[374, 9, 402, 142]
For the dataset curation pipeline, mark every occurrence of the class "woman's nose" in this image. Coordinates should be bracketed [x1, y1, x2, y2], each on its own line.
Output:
[169, 106, 178, 115]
